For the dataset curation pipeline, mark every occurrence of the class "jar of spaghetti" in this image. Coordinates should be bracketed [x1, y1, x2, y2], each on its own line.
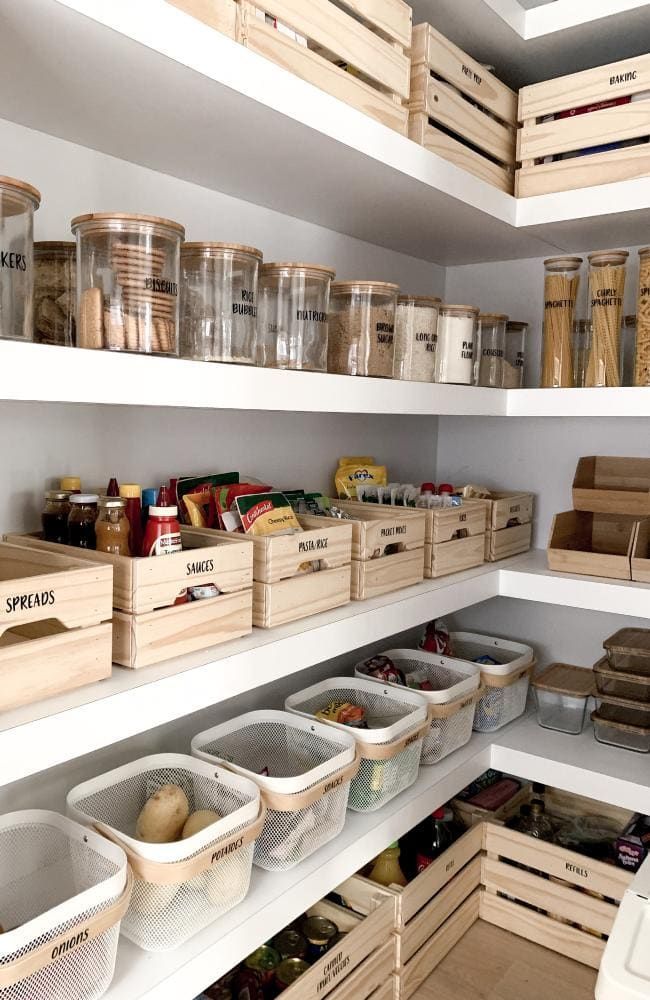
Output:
[257, 262, 335, 371]
[33, 242, 76, 346]
[541, 256, 582, 388]
[393, 295, 440, 381]
[180, 242, 262, 364]
[504, 321, 528, 388]
[477, 313, 507, 388]
[0, 176, 41, 342]
[328, 281, 399, 377]
[586, 250, 629, 387]
[71, 212, 184, 355]
[635, 248, 650, 386]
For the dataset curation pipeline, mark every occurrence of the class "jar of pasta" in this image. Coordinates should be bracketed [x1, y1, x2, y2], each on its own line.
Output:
[541, 256, 582, 388]
[0, 176, 41, 342]
[257, 262, 335, 371]
[393, 295, 440, 381]
[33, 242, 76, 346]
[477, 313, 507, 388]
[635, 248, 650, 386]
[71, 212, 184, 355]
[586, 250, 628, 387]
[328, 281, 399, 377]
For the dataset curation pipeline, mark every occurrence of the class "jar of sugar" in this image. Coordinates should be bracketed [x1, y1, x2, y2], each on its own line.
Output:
[434, 305, 479, 384]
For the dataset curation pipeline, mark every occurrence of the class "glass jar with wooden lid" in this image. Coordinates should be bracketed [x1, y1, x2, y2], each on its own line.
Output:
[504, 320, 528, 388]
[541, 256, 582, 388]
[0, 176, 41, 342]
[434, 305, 479, 385]
[33, 242, 76, 346]
[257, 262, 335, 371]
[328, 280, 399, 378]
[586, 249, 628, 387]
[393, 295, 441, 381]
[477, 313, 508, 388]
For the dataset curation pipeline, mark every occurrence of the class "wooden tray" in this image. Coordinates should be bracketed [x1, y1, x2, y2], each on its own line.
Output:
[333, 501, 426, 600]
[631, 518, 650, 583]
[547, 510, 637, 580]
[573, 456, 650, 516]
[451, 780, 533, 830]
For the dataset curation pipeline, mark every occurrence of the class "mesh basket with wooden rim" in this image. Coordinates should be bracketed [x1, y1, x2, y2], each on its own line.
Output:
[446, 632, 534, 733]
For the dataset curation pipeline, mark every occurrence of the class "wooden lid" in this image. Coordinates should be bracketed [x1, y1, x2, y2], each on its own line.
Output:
[591, 707, 650, 736]
[34, 241, 75, 253]
[397, 295, 441, 306]
[639, 247, 650, 257]
[479, 312, 508, 322]
[543, 256, 582, 269]
[593, 656, 650, 685]
[71, 212, 185, 236]
[506, 321, 528, 331]
[0, 175, 41, 206]
[331, 280, 399, 293]
[588, 250, 629, 265]
[532, 663, 594, 696]
[262, 262, 335, 277]
[604, 627, 650, 656]
[181, 241, 263, 260]
[439, 304, 480, 315]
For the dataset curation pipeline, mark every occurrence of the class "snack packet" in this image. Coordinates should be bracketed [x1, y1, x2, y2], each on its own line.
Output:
[335, 456, 387, 499]
[421, 619, 453, 656]
[235, 491, 302, 537]
[215, 482, 273, 529]
[176, 473, 239, 525]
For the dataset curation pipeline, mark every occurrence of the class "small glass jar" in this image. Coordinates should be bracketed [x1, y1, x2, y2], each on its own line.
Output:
[0, 176, 41, 342]
[180, 242, 262, 364]
[504, 320, 528, 388]
[393, 295, 441, 381]
[434, 305, 479, 385]
[621, 315, 637, 387]
[68, 494, 99, 549]
[477, 313, 507, 387]
[541, 256, 582, 388]
[571, 319, 591, 388]
[33, 241, 76, 346]
[95, 496, 131, 555]
[42, 491, 71, 544]
[71, 212, 184, 355]
[257, 262, 335, 371]
[586, 249, 629, 387]
[328, 281, 399, 378]
[635, 248, 650, 386]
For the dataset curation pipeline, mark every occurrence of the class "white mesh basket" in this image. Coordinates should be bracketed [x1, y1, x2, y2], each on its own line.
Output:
[67, 754, 263, 952]
[0, 810, 130, 1000]
[285, 678, 429, 812]
[355, 650, 482, 765]
[191, 711, 358, 872]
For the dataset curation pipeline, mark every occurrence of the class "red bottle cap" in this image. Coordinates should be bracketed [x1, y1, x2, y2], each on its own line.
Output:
[420, 482, 435, 492]
[438, 484, 454, 494]
[432, 807, 446, 819]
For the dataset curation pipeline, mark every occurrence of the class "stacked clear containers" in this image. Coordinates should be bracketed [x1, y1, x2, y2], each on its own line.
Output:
[504, 320, 527, 388]
[33, 242, 76, 346]
[0, 176, 41, 342]
[434, 305, 479, 385]
[393, 295, 441, 381]
[328, 281, 399, 378]
[257, 262, 335, 371]
[586, 250, 629, 387]
[477, 313, 507, 387]
[71, 212, 184, 355]
[541, 256, 582, 388]
[180, 242, 262, 364]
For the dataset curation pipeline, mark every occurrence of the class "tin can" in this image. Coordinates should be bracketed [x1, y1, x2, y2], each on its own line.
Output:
[272, 928, 308, 960]
[328, 931, 348, 949]
[245, 946, 281, 988]
[274, 958, 310, 992]
[301, 915, 338, 960]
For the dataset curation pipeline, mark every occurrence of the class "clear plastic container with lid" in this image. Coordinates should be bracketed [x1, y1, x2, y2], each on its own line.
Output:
[477, 313, 507, 388]
[393, 295, 441, 381]
[0, 175, 41, 342]
[33, 241, 76, 346]
[71, 212, 185, 356]
[328, 281, 399, 378]
[541, 256, 582, 388]
[586, 249, 629, 387]
[434, 305, 479, 385]
[257, 262, 335, 371]
[504, 320, 527, 388]
[180, 242, 262, 364]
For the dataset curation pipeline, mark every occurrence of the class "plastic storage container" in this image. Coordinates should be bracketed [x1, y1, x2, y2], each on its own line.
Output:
[71, 212, 184, 355]
[67, 754, 263, 951]
[33, 242, 76, 346]
[179, 242, 262, 364]
[541, 256, 582, 388]
[532, 662, 594, 735]
[504, 320, 527, 388]
[0, 809, 130, 1000]
[595, 694, 650, 729]
[355, 648, 481, 765]
[328, 281, 399, 378]
[393, 295, 440, 382]
[477, 313, 507, 388]
[593, 657, 650, 702]
[636, 247, 650, 386]
[285, 677, 428, 812]
[447, 631, 534, 733]
[191, 711, 357, 872]
[434, 304, 479, 385]
[603, 628, 650, 676]
[586, 250, 629, 387]
[0, 176, 41, 342]
[257, 262, 335, 371]
[592, 704, 650, 753]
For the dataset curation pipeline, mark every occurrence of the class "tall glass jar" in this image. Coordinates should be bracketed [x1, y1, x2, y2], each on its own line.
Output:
[71, 212, 184, 355]
[572, 319, 591, 388]
[585, 249, 628, 387]
[434, 305, 479, 385]
[541, 256, 582, 388]
[42, 491, 71, 544]
[477, 313, 507, 387]
[68, 494, 99, 549]
[504, 320, 528, 388]
[33, 242, 76, 346]
[635, 247, 650, 386]
[328, 281, 399, 378]
[95, 497, 131, 555]
[180, 242, 262, 364]
[393, 295, 440, 381]
[0, 176, 41, 341]
[257, 262, 335, 371]
[621, 315, 637, 387]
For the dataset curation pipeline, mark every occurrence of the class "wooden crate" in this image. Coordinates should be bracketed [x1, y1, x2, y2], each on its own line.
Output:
[332, 501, 426, 600]
[165, 0, 238, 37]
[631, 518, 650, 583]
[423, 501, 486, 579]
[409, 23, 517, 193]
[8, 530, 253, 669]
[547, 510, 637, 580]
[451, 780, 533, 830]
[573, 456, 650, 517]
[483, 491, 534, 562]
[0, 541, 113, 710]
[517, 53, 650, 197]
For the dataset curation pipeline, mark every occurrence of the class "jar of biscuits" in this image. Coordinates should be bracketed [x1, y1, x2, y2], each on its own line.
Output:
[33, 242, 76, 346]
[257, 262, 335, 371]
[71, 212, 184, 355]
[0, 175, 41, 342]
[328, 281, 399, 377]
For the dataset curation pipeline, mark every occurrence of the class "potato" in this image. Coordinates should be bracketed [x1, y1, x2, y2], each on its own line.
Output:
[136, 784, 189, 843]
[182, 809, 221, 839]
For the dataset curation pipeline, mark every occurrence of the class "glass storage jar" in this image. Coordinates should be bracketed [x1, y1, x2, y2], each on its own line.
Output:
[541, 256, 582, 388]
[257, 262, 335, 371]
[586, 249, 629, 387]
[71, 212, 184, 355]
[504, 320, 527, 388]
[393, 295, 440, 381]
[477, 313, 507, 387]
[434, 305, 479, 385]
[572, 319, 591, 388]
[635, 248, 650, 386]
[42, 490, 72, 544]
[621, 314, 636, 387]
[328, 280, 399, 378]
[180, 242, 262, 364]
[95, 496, 131, 555]
[68, 494, 99, 549]
[0, 175, 41, 342]
[33, 241, 76, 346]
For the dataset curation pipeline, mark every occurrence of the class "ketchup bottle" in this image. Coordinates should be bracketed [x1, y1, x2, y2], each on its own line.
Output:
[119, 484, 143, 557]
[141, 496, 186, 603]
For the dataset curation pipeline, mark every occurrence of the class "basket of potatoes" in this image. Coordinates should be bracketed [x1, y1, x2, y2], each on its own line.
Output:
[67, 753, 264, 952]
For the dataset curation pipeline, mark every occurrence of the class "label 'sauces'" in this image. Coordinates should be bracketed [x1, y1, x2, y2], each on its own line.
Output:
[186, 558, 214, 577]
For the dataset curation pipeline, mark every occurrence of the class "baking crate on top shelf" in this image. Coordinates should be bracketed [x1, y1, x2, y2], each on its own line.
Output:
[573, 456, 650, 516]
[8, 529, 253, 669]
[185, 515, 353, 628]
[0, 540, 113, 710]
[516, 52, 650, 197]
[483, 491, 534, 562]
[408, 23, 517, 193]
[547, 510, 637, 580]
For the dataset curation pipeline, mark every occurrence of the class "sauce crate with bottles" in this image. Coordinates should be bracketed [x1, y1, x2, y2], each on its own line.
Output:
[483, 491, 534, 561]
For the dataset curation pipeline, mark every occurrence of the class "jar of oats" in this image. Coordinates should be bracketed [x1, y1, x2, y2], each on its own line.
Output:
[636, 248, 650, 386]
[393, 295, 441, 381]
[328, 281, 399, 378]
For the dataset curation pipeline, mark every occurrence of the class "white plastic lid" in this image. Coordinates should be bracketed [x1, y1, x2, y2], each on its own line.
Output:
[69, 493, 99, 503]
[149, 505, 178, 517]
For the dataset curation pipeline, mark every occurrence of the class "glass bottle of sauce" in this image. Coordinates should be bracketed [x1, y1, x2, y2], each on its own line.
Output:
[119, 484, 143, 556]
[369, 842, 408, 887]
[106, 477, 120, 497]
[68, 494, 99, 548]
[42, 490, 71, 544]
[95, 497, 131, 555]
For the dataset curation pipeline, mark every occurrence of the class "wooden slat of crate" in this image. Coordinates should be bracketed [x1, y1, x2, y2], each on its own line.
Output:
[516, 143, 650, 198]
[408, 113, 514, 193]
[573, 456, 650, 516]
[547, 510, 635, 580]
[485, 522, 532, 562]
[253, 564, 351, 627]
[427, 503, 486, 545]
[326, 939, 395, 1000]
[451, 781, 532, 829]
[487, 492, 534, 531]
[366, 978, 396, 1000]
[165, 0, 238, 37]
[518, 101, 650, 162]
[334, 502, 426, 560]
[351, 548, 424, 601]
[425, 533, 485, 579]
[543, 786, 633, 831]
[338, 0, 412, 48]
[518, 53, 650, 122]
[632, 518, 650, 583]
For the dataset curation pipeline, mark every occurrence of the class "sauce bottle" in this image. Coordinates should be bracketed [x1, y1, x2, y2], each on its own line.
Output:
[68, 494, 99, 548]
[119, 484, 143, 557]
[42, 490, 71, 544]
[369, 842, 407, 887]
[106, 477, 120, 497]
[141, 502, 182, 556]
[95, 497, 131, 555]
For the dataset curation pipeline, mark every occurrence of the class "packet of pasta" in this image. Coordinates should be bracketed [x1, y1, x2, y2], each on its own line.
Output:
[235, 492, 302, 536]
[335, 456, 387, 499]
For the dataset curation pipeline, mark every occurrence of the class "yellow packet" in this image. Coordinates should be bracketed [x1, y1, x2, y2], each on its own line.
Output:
[335, 457, 387, 499]
[236, 492, 302, 536]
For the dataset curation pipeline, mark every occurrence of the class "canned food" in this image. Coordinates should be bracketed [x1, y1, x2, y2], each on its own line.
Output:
[272, 928, 308, 960]
[245, 945, 281, 987]
[302, 915, 338, 960]
[233, 968, 264, 1000]
[275, 958, 310, 990]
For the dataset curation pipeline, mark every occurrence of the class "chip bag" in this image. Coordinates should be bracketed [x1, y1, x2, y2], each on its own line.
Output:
[335, 456, 387, 499]
[235, 492, 302, 537]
